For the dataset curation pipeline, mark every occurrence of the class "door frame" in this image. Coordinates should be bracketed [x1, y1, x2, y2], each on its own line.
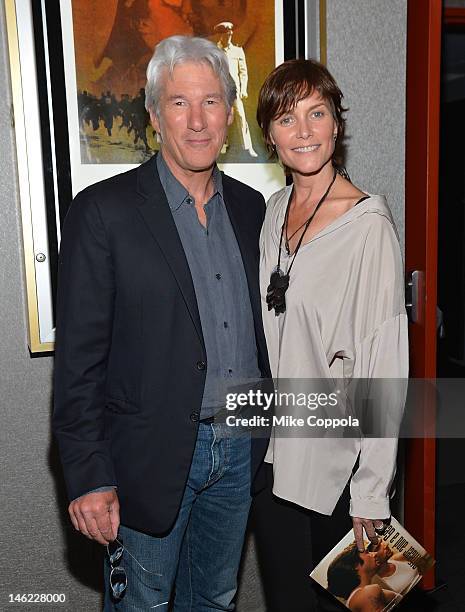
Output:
[404, 0, 442, 590]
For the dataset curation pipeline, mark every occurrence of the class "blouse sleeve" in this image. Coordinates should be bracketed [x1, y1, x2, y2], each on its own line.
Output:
[349, 312, 409, 518]
[348, 212, 409, 519]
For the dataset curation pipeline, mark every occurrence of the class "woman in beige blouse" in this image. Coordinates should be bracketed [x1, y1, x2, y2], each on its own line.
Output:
[251, 59, 408, 611]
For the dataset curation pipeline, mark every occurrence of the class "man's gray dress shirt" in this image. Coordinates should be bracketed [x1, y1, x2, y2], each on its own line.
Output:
[157, 153, 260, 418]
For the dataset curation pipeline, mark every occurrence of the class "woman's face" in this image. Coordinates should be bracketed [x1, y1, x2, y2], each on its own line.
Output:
[269, 89, 337, 176]
[368, 539, 393, 564]
[358, 540, 392, 576]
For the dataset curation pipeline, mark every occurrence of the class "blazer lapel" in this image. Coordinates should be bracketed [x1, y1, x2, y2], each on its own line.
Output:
[135, 155, 204, 349]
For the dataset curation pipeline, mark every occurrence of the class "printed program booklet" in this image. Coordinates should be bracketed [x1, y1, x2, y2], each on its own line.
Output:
[310, 516, 435, 611]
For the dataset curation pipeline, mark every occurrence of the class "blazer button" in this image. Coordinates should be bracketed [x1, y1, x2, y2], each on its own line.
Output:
[196, 360, 206, 371]
[190, 411, 200, 422]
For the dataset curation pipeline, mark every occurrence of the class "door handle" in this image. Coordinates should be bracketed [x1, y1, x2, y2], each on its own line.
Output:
[405, 270, 425, 325]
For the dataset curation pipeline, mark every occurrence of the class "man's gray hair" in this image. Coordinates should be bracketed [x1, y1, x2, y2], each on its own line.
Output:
[145, 35, 236, 115]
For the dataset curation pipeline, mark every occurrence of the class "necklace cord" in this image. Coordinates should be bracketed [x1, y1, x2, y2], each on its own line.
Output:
[277, 168, 337, 277]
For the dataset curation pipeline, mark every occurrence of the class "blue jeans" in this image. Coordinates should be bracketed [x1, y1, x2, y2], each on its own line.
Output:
[104, 422, 251, 611]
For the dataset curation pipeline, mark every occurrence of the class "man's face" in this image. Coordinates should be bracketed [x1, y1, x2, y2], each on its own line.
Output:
[358, 550, 378, 575]
[150, 62, 233, 177]
[219, 30, 233, 46]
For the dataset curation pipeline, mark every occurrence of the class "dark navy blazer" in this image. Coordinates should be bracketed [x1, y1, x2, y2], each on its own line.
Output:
[52, 153, 271, 535]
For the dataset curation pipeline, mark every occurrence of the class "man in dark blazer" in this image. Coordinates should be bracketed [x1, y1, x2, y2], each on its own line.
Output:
[52, 35, 270, 610]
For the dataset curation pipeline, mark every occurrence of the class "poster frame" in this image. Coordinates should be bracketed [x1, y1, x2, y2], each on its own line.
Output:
[5, 0, 326, 353]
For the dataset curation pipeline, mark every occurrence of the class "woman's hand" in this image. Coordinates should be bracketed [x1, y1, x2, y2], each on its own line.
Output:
[352, 516, 389, 552]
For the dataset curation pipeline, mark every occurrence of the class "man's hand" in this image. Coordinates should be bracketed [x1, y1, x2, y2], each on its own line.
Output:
[352, 516, 387, 552]
[69, 489, 120, 545]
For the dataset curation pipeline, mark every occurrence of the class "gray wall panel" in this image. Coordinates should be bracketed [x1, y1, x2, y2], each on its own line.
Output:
[327, 0, 407, 250]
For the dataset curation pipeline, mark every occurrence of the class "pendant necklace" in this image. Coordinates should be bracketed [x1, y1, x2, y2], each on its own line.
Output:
[266, 168, 337, 316]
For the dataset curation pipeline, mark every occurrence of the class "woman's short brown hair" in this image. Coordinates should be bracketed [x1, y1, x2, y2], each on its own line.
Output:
[256, 58, 347, 162]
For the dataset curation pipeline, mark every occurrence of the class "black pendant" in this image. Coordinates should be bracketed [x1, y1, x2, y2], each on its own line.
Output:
[267, 269, 289, 315]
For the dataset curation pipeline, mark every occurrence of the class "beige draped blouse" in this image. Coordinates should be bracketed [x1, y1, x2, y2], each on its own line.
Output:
[260, 186, 409, 519]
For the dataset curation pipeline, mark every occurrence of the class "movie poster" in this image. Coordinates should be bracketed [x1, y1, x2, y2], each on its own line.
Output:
[70, 0, 276, 165]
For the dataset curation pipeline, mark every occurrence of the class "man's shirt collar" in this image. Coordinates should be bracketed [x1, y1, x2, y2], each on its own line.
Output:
[156, 151, 223, 212]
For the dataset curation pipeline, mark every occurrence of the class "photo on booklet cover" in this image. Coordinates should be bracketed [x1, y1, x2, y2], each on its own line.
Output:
[310, 517, 435, 611]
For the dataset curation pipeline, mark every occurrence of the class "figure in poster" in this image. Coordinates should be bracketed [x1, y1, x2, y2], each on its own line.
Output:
[215, 21, 258, 157]
[128, 87, 152, 153]
[90, 0, 194, 96]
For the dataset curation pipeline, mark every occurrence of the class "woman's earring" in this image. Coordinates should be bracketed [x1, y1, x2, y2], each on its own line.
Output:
[333, 133, 337, 141]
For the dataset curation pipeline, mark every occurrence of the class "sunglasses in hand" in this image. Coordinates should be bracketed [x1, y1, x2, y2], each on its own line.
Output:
[107, 535, 168, 608]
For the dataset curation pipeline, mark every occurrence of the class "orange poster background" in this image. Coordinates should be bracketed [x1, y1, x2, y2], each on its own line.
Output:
[71, 0, 275, 164]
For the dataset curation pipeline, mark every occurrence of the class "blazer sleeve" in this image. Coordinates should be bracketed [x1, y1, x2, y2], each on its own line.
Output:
[349, 213, 409, 519]
[52, 189, 117, 501]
